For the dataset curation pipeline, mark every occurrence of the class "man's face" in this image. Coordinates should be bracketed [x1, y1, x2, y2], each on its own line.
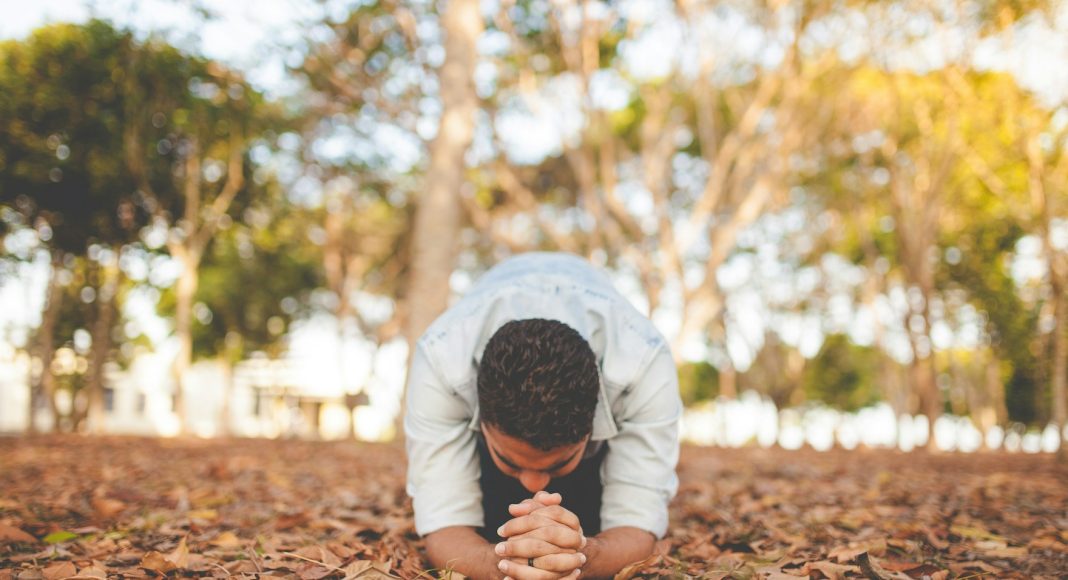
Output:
[482, 422, 589, 493]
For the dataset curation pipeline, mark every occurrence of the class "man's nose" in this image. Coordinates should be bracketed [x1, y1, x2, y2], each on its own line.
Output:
[518, 471, 551, 493]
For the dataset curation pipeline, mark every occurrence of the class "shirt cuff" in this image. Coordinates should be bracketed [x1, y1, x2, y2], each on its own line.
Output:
[411, 484, 485, 537]
[600, 481, 671, 539]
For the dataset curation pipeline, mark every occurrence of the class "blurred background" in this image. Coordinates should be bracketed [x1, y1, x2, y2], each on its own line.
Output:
[0, 0, 1066, 453]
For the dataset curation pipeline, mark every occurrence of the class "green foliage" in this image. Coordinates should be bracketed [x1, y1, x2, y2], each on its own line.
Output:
[677, 361, 719, 406]
[802, 334, 880, 412]
[0, 20, 150, 254]
[189, 203, 322, 362]
[945, 214, 1041, 423]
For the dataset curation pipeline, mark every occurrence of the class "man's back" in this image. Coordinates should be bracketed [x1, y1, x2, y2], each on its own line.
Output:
[404, 252, 682, 579]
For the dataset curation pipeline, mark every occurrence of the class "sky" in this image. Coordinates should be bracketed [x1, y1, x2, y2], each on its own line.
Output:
[0, 0, 309, 97]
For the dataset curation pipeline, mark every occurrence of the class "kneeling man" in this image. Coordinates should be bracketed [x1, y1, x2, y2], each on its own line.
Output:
[405, 252, 682, 579]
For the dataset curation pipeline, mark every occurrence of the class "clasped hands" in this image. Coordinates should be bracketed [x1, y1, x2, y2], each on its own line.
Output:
[493, 491, 587, 580]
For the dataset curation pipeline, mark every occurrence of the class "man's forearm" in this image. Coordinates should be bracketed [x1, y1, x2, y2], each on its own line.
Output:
[425, 526, 504, 580]
[580, 527, 656, 580]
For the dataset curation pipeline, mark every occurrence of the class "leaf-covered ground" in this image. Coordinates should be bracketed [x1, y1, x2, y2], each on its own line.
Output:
[1, 436, 1066, 579]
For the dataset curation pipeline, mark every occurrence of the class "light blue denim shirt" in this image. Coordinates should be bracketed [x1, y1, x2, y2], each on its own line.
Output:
[404, 252, 682, 538]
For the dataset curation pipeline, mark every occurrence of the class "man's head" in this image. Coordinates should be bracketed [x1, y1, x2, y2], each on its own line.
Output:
[478, 318, 599, 491]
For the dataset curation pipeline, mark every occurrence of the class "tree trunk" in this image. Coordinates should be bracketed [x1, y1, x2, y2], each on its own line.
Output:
[1051, 283, 1067, 431]
[1027, 131, 1066, 449]
[217, 359, 233, 437]
[29, 251, 65, 433]
[172, 249, 199, 434]
[403, 0, 482, 350]
[85, 256, 120, 434]
[719, 363, 738, 400]
[909, 303, 942, 450]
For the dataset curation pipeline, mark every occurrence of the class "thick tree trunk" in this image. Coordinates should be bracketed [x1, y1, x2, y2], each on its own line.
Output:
[1050, 284, 1068, 459]
[403, 0, 482, 350]
[172, 250, 199, 434]
[85, 256, 120, 434]
[1027, 132, 1066, 448]
[29, 251, 65, 433]
[1041, 191, 1067, 430]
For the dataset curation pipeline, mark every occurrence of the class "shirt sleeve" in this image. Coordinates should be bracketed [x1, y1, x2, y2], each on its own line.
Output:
[404, 340, 484, 536]
[599, 343, 682, 538]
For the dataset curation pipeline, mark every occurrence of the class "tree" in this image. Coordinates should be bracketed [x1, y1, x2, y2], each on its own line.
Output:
[121, 35, 273, 433]
[176, 194, 322, 435]
[0, 20, 150, 432]
[1024, 114, 1068, 431]
[290, 1, 423, 413]
[404, 0, 484, 348]
[802, 334, 880, 412]
[463, 0, 848, 389]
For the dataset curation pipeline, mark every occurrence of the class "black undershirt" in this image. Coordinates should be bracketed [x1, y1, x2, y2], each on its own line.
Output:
[475, 434, 607, 542]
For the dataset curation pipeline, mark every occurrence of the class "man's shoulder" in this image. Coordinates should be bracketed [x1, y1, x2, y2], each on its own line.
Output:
[416, 253, 671, 393]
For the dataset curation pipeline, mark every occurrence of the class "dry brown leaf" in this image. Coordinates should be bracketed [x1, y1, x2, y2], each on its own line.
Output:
[141, 550, 177, 574]
[802, 560, 860, 579]
[341, 560, 398, 579]
[948, 560, 1003, 574]
[140, 538, 189, 574]
[70, 565, 107, 579]
[856, 553, 912, 580]
[983, 546, 1028, 558]
[208, 530, 244, 548]
[0, 523, 38, 544]
[41, 561, 77, 580]
[613, 553, 661, 580]
[297, 563, 333, 580]
[224, 560, 260, 574]
[90, 496, 126, 519]
[275, 511, 310, 530]
[187, 508, 218, 520]
[1028, 537, 1068, 553]
[168, 536, 190, 568]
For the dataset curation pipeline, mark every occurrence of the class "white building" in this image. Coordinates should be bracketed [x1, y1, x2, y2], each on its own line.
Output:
[0, 350, 379, 440]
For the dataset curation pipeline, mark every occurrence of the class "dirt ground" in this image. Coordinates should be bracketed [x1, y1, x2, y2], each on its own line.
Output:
[1, 436, 1066, 579]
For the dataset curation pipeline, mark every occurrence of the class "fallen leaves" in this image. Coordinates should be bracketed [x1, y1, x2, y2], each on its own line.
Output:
[40, 560, 75, 580]
[0, 525, 36, 545]
[141, 536, 190, 573]
[2, 437, 1067, 579]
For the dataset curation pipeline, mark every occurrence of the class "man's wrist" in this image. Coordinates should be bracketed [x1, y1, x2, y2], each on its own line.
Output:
[579, 535, 601, 565]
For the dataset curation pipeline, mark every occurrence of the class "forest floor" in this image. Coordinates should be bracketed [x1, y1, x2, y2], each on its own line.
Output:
[1, 436, 1066, 579]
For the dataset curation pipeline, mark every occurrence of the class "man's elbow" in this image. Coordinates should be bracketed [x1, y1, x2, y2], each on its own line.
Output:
[424, 526, 479, 570]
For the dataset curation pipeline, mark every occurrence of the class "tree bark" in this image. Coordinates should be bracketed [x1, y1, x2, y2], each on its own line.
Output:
[217, 359, 233, 437]
[404, 0, 482, 349]
[29, 251, 65, 433]
[85, 255, 120, 434]
[172, 247, 199, 434]
[1028, 134, 1068, 431]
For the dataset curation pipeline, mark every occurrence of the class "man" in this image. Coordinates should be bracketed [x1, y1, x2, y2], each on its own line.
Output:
[405, 252, 682, 579]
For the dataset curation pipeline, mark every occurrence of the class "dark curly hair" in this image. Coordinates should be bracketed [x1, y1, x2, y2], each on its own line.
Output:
[477, 319, 600, 451]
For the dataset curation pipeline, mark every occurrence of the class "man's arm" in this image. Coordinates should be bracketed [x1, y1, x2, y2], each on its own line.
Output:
[425, 526, 503, 580]
[405, 342, 484, 536]
[578, 527, 655, 580]
[599, 342, 682, 538]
